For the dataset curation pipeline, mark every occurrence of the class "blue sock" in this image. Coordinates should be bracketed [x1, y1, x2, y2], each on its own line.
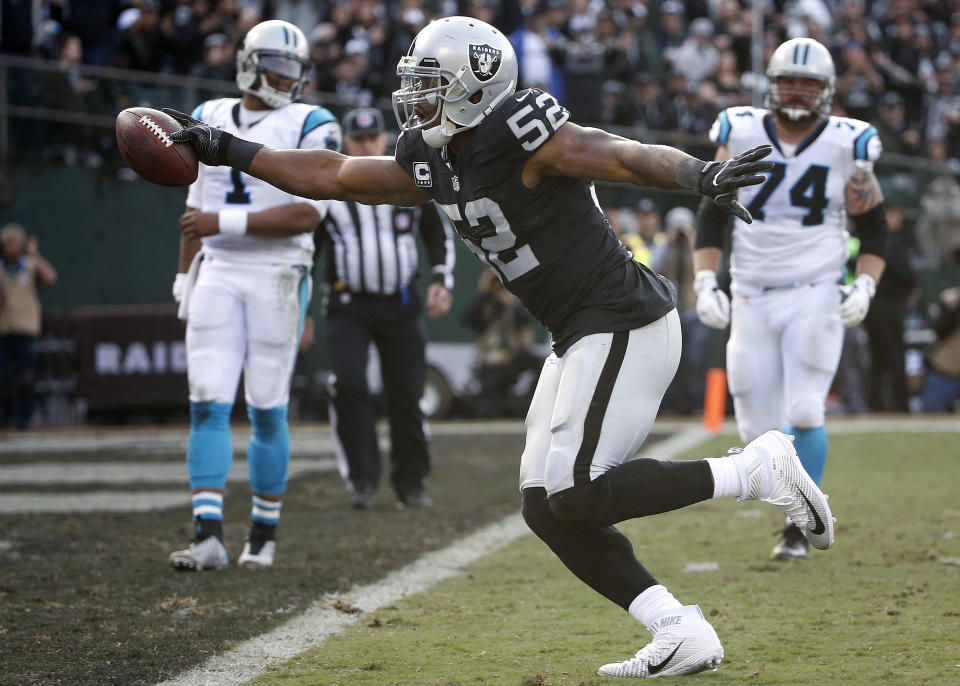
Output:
[783, 424, 828, 485]
[187, 402, 233, 490]
[247, 404, 290, 497]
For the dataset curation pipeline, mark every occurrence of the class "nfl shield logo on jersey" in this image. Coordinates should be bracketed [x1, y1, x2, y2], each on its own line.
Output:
[469, 44, 501, 82]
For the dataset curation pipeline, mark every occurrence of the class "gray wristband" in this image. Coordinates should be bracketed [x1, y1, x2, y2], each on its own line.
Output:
[225, 138, 265, 173]
[675, 157, 706, 191]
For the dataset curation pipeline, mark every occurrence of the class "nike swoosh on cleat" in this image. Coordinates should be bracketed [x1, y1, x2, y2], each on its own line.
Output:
[648, 641, 683, 675]
[798, 489, 826, 535]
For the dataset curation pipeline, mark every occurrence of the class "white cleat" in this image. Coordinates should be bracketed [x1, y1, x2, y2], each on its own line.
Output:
[598, 605, 723, 678]
[169, 536, 228, 571]
[734, 430, 835, 550]
[237, 539, 276, 569]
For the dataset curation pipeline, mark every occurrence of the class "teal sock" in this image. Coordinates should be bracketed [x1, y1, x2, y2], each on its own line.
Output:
[783, 424, 828, 485]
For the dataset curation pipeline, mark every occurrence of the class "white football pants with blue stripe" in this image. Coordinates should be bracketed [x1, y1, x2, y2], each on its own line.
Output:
[184, 257, 310, 500]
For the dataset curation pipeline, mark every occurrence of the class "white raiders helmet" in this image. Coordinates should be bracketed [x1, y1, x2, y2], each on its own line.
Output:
[236, 20, 311, 109]
[765, 37, 836, 121]
[393, 16, 518, 147]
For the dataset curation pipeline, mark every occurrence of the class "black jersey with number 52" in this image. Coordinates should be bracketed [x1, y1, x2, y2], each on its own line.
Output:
[395, 88, 676, 355]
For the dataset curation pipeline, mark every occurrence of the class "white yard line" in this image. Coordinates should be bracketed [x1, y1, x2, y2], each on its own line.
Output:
[0, 458, 334, 486]
[4, 415, 954, 457]
[156, 426, 709, 686]
[1, 490, 189, 513]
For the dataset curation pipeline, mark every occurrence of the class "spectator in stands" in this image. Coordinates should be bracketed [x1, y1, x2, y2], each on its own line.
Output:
[713, 48, 749, 107]
[835, 39, 885, 122]
[925, 53, 960, 164]
[921, 286, 960, 412]
[623, 3, 663, 81]
[863, 205, 917, 413]
[39, 34, 102, 165]
[0, 224, 57, 429]
[509, 0, 565, 97]
[655, 1, 687, 53]
[624, 198, 666, 269]
[113, 2, 164, 73]
[309, 22, 343, 95]
[332, 39, 375, 107]
[915, 172, 960, 269]
[875, 91, 923, 156]
[665, 17, 718, 86]
[677, 80, 720, 135]
[191, 33, 235, 82]
[620, 72, 678, 136]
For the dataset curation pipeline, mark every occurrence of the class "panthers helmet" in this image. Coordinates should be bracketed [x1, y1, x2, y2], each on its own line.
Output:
[393, 16, 518, 147]
[236, 20, 311, 109]
[765, 37, 836, 121]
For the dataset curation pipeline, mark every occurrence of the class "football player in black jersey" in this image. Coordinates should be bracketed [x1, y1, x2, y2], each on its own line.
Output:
[165, 16, 836, 680]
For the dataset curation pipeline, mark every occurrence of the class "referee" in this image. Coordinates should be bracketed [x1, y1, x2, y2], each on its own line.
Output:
[319, 108, 455, 510]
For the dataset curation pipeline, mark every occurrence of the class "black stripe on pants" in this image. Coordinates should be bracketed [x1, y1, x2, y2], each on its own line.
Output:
[573, 331, 629, 486]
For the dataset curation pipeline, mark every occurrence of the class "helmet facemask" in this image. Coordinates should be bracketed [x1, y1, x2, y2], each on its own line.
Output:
[766, 75, 834, 122]
[236, 20, 311, 109]
[237, 50, 310, 108]
[392, 17, 519, 148]
[393, 57, 477, 146]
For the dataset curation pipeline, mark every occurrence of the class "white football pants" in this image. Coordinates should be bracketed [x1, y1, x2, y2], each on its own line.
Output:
[185, 257, 310, 409]
[519, 309, 681, 495]
[727, 280, 843, 442]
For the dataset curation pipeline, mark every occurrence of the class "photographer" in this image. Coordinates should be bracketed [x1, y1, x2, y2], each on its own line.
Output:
[0, 223, 57, 429]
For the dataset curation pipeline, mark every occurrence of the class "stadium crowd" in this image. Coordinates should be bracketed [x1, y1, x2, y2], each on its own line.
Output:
[2, 0, 959, 166]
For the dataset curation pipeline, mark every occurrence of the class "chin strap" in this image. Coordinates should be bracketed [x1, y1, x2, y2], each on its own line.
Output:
[423, 125, 455, 148]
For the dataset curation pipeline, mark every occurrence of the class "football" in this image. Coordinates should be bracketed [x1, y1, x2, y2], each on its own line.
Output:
[115, 107, 199, 186]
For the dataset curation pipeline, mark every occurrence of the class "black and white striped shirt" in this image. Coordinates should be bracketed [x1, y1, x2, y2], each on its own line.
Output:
[320, 201, 454, 295]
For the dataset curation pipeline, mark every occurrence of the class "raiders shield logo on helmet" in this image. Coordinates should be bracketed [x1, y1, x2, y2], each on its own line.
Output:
[469, 43, 501, 82]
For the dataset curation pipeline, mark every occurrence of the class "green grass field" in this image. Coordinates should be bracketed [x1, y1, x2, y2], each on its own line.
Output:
[1, 424, 958, 685]
[252, 430, 960, 686]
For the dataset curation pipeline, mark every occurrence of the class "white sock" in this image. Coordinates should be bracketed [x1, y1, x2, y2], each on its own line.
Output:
[628, 585, 684, 628]
[705, 456, 743, 499]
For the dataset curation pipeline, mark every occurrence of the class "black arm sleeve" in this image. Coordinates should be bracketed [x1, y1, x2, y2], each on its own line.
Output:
[851, 203, 890, 259]
[695, 196, 733, 250]
[419, 201, 454, 287]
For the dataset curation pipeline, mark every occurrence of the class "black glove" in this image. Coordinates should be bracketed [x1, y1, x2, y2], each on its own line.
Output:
[697, 145, 773, 223]
[677, 145, 774, 224]
[163, 108, 263, 171]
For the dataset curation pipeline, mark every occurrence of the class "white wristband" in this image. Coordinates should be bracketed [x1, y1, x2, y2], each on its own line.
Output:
[854, 273, 877, 298]
[693, 269, 719, 294]
[172, 272, 188, 303]
[218, 208, 248, 236]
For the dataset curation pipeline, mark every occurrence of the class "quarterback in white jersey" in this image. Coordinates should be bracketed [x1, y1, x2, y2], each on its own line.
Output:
[168, 20, 341, 572]
[694, 37, 889, 560]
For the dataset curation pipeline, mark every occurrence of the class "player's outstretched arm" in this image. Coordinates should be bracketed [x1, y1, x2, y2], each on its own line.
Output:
[163, 109, 430, 207]
[529, 122, 773, 223]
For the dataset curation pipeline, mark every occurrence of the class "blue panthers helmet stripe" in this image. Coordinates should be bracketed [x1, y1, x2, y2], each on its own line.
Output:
[298, 107, 337, 147]
[717, 110, 731, 144]
[854, 126, 878, 160]
[281, 25, 289, 45]
[802, 43, 810, 65]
